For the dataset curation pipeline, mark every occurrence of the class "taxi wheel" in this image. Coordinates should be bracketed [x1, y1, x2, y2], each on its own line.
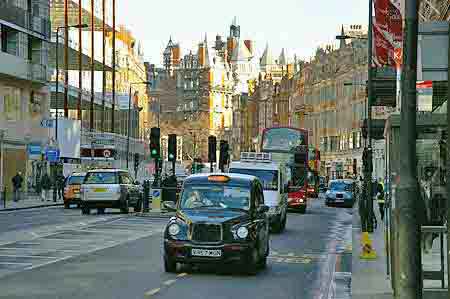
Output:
[120, 198, 129, 214]
[298, 206, 306, 214]
[164, 256, 177, 273]
[246, 247, 260, 275]
[134, 199, 142, 212]
[81, 207, 90, 215]
[64, 203, 70, 209]
[281, 213, 287, 230]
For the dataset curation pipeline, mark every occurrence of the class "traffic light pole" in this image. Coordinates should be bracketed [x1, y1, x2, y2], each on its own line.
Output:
[364, 0, 374, 233]
[396, 0, 422, 297]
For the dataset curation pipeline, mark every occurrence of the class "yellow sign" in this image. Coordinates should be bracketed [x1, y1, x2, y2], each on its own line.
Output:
[309, 160, 315, 169]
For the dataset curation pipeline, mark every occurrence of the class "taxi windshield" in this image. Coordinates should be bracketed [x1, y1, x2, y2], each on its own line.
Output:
[67, 175, 85, 185]
[329, 181, 352, 192]
[180, 184, 251, 211]
[229, 169, 278, 191]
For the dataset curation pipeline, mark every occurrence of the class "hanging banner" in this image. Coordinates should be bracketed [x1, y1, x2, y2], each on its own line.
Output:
[373, 0, 403, 67]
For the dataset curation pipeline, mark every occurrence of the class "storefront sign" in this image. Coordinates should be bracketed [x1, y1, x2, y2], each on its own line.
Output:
[28, 144, 42, 156]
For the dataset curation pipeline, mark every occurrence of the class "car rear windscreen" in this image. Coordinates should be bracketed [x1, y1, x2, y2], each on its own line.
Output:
[83, 172, 118, 184]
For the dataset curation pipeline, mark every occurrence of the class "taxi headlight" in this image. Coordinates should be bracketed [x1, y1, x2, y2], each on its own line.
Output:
[236, 226, 249, 239]
[168, 223, 180, 236]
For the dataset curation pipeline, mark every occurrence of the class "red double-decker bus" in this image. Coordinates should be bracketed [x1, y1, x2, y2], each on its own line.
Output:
[261, 127, 309, 213]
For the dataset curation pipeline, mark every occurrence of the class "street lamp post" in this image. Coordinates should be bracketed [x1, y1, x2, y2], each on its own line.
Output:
[126, 81, 151, 169]
[53, 23, 87, 203]
[54, 24, 88, 141]
[336, 12, 373, 232]
[0, 129, 5, 195]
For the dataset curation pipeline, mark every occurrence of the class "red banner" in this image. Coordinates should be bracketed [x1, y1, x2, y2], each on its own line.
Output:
[373, 0, 403, 67]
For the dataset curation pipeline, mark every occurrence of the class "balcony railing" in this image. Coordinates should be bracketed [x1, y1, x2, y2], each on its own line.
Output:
[0, 0, 50, 39]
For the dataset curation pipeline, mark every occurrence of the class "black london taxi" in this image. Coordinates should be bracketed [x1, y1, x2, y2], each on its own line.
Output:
[162, 173, 270, 274]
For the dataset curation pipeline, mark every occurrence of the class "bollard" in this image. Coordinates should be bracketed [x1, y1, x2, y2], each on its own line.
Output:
[143, 180, 150, 212]
[2, 187, 6, 209]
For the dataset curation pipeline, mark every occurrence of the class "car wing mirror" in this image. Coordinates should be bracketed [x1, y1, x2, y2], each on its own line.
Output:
[257, 205, 269, 213]
[163, 201, 177, 211]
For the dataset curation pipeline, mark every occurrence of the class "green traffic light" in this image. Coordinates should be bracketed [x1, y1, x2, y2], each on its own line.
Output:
[151, 149, 157, 155]
[169, 154, 174, 159]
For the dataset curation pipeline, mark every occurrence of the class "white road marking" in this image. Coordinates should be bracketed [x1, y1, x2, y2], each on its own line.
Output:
[0, 262, 32, 266]
[177, 272, 188, 278]
[163, 279, 177, 286]
[144, 288, 160, 297]
[0, 255, 59, 259]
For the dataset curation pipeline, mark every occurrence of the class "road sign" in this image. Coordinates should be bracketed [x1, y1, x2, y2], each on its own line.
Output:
[151, 188, 162, 212]
[40, 119, 54, 128]
[45, 149, 60, 162]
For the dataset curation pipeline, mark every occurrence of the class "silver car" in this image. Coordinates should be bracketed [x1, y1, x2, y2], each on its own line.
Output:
[324, 179, 355, 208]
[80, 169, 142, 215]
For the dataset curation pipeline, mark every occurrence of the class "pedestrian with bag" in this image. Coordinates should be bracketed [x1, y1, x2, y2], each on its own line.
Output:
[40, 172, 52, 201]
[12, 172, 24, 202]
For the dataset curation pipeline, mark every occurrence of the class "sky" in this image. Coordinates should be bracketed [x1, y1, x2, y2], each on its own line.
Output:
[117, 0, 368, 66]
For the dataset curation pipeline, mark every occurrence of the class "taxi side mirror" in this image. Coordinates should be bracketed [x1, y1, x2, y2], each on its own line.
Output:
[163, 201, 176, 211]
[257, 205, 269, 214]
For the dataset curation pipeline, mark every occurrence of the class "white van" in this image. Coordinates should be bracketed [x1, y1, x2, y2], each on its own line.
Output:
[229, 152, 288, 233]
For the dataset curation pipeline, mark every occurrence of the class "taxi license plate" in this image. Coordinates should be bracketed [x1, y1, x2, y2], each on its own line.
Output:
[94, 188, 107, 193]
[191, 249, 222, 257]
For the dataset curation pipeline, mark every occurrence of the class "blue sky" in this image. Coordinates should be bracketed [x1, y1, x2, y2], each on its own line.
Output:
[118, 0, 368, 66]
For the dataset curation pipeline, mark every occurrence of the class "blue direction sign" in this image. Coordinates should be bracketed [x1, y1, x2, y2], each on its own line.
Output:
[45, 149, 60, 162]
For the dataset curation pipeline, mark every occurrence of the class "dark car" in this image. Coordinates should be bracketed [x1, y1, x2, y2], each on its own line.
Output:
[162, 173, 270, 274]
[325, 179, 355, 208]
[318, 176, 327, 192]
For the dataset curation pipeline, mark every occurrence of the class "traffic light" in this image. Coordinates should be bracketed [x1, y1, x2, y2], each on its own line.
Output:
[150, 127, 160, 159]
[134, 153, 140, 170]
[168, 134, 177, 162]
[363, 147, 372, 172]
[219, 140, 229, 171]
[361, 119, 368, 139]
[208, 136, 217, 163]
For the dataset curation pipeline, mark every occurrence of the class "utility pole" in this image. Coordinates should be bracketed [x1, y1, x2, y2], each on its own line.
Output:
[365, 0, 374, 233]
[396, 0, 421, 298]
[446, 21, 450, 299]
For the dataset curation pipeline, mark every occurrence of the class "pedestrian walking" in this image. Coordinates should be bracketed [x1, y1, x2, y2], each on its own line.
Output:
[40, 172, 52, 201]
[57, 173, 65, 200]
[376, 178, 385, 221]
[12, 172, 24, 202]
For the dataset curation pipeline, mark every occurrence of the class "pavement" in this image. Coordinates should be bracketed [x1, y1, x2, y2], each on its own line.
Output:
[0, 191, 63, 211]
[0, 195, 353, 299]
[351, 201, 449, 299]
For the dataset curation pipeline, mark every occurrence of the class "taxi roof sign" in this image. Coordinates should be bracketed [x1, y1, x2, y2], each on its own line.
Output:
[207, 175, 230, 182]
[240, 152, 272, 162]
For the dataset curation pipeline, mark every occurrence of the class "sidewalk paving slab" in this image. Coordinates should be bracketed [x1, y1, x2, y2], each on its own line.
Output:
[0, 192, 63, 212]
[352, 202, 449, 299]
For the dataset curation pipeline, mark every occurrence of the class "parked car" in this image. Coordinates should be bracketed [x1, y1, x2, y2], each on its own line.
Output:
[162, 173, 270, 274]
[63, 172, 86, 209]
[80, 169, 142, 215]
[324, 179, 355, 208]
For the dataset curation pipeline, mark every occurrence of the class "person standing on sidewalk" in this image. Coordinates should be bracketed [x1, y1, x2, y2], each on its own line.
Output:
[12, 172, 24, 202]
[376, 178, 385, 221]
[40, 172, 52, 201]
[56, 173, 65, 200]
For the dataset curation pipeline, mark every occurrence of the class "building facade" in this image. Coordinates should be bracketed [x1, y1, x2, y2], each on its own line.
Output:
[0, 0, 51, 192]
[298, 27, 369, 179]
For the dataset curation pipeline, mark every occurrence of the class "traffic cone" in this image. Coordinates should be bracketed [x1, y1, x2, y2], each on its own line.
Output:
[360, 232, 377, 260]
